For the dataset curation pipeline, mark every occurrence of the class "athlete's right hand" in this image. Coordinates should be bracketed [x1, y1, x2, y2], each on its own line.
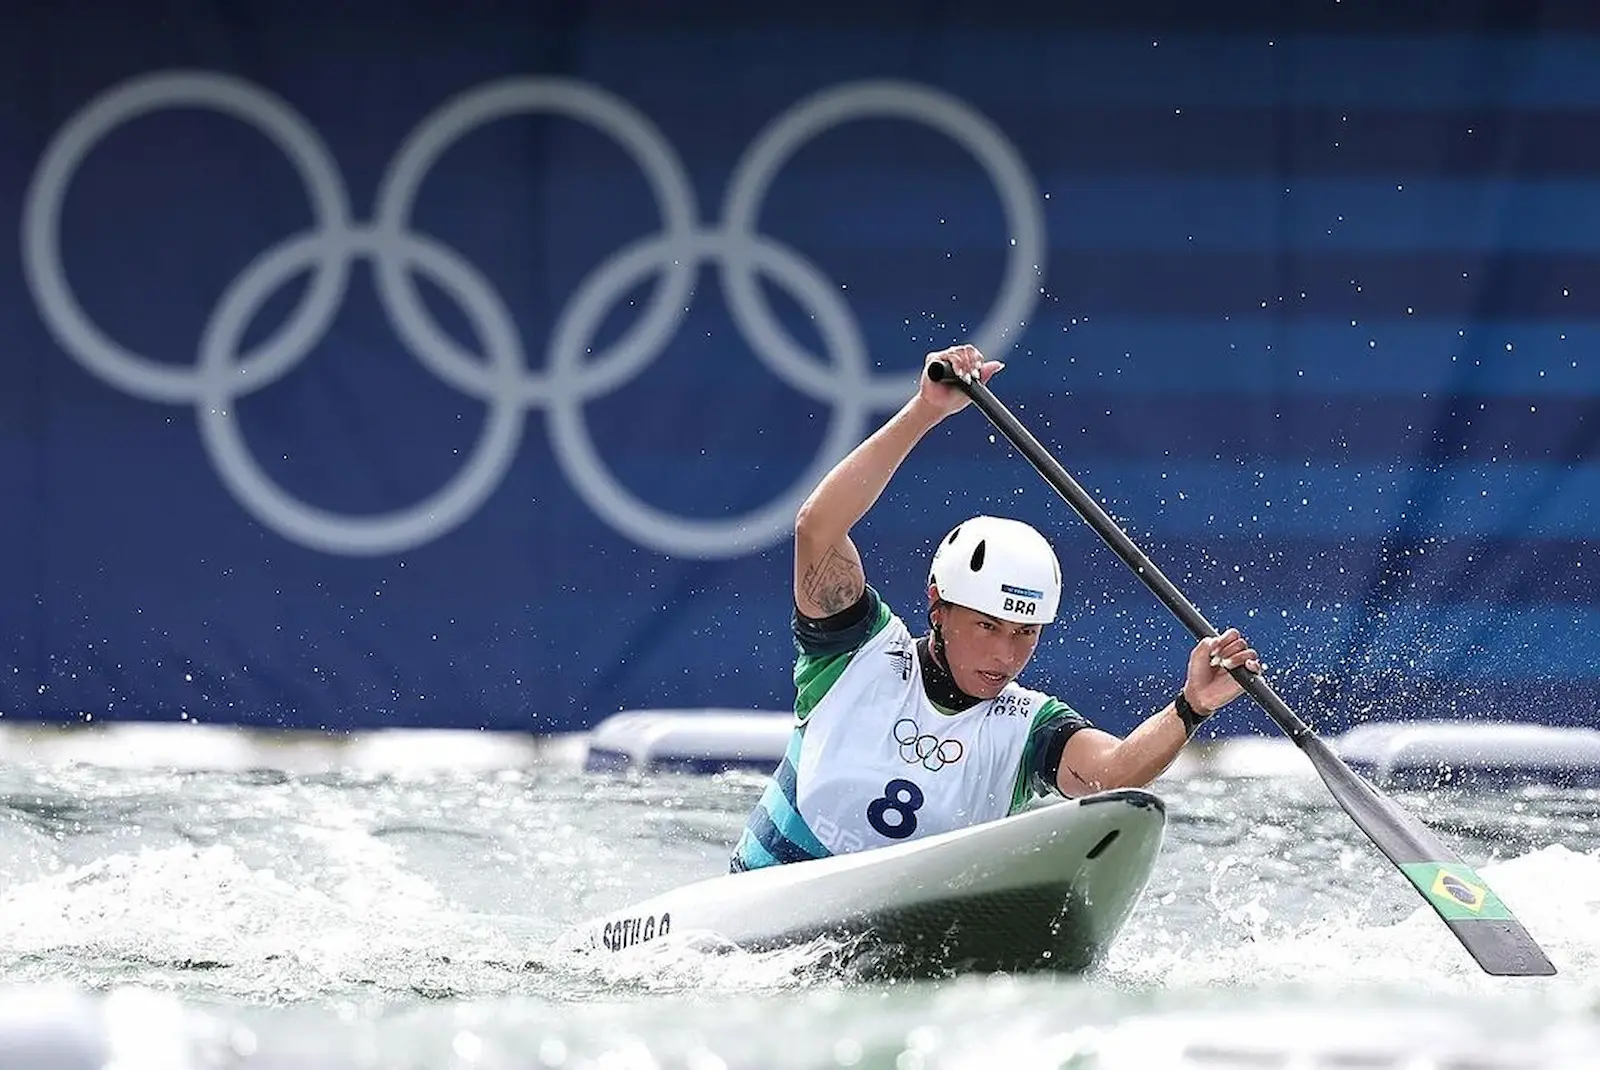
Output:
[918, 344, 1004, 419]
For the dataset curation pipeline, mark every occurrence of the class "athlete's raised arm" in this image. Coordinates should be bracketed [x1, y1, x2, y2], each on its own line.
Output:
[793, 345, 1003, 618]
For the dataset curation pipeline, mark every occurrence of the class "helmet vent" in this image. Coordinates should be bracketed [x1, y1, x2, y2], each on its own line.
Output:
[968, 539, 987, 571]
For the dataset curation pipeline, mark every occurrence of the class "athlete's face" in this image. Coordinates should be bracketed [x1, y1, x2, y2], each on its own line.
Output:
[927, 591, 1042, 699]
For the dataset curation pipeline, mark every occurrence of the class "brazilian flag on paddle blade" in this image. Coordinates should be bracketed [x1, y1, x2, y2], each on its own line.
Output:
[1400, 862, 1512, 921]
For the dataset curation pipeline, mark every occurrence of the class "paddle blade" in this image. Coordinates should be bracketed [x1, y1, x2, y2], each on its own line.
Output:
[1298, 731, 1556, 976]
[931, 361, 1558, 977]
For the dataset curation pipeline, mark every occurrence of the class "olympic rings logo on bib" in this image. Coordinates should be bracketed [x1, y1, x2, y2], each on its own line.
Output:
[22, 71, 1045, 559]
[893, 717, 963, 772]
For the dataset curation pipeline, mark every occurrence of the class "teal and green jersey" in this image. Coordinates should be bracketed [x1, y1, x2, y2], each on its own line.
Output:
[730, 586, 1094, 873]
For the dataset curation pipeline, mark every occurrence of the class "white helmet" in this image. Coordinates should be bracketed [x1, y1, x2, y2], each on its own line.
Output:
[927, 516, 1061, 625]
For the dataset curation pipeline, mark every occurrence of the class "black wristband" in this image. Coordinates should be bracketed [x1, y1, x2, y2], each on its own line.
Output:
[1174, 690, 1209, 736]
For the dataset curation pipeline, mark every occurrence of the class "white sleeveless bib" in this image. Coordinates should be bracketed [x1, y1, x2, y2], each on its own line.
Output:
[793, 611, 1046, 855]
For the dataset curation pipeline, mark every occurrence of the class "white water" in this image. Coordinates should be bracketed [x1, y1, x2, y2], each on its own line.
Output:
[0, 726, 1595, 1068]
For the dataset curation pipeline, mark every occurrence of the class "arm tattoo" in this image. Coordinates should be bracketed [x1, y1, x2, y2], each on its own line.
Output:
[800, 546, 863, 615]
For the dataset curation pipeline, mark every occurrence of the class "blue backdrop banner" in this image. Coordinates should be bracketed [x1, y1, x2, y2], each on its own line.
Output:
[3, 1, 1596, 734]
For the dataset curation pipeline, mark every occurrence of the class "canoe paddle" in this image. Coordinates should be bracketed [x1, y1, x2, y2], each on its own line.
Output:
[927, 359, 1556, 977]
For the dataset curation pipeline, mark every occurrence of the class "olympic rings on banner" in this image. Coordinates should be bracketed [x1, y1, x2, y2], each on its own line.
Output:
[22, 71, 1044, 557]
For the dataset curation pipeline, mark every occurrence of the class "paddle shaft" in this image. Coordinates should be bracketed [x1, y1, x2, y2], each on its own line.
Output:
[928, 360, 1306, 736]
[928, 359, 1556, 975]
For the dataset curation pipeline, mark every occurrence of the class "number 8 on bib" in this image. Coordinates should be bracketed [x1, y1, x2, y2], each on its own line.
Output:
[866, 778, 925, 839]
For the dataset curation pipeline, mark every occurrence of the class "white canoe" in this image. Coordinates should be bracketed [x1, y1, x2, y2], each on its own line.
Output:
[568, 787, 1167, 979]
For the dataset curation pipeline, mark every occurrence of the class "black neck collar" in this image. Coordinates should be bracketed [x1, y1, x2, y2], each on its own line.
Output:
[916, 634, 981, 712]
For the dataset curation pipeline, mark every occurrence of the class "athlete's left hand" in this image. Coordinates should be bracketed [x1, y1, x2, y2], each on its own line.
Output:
[1182, 627, 1263, 716]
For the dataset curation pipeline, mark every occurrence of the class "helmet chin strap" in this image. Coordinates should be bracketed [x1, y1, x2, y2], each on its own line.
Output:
[926, 601, 949, 668]
[931, 622, 949, 668]
[922, 601, 982, 707]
